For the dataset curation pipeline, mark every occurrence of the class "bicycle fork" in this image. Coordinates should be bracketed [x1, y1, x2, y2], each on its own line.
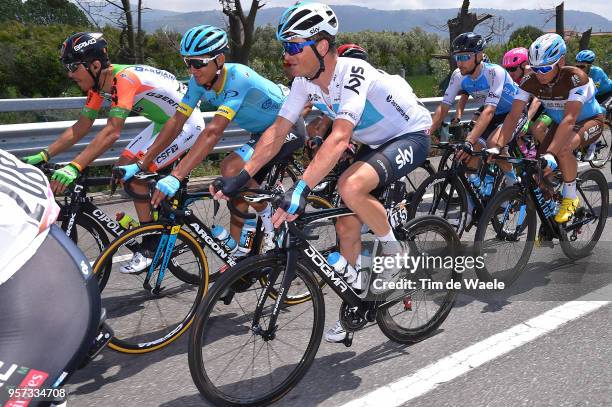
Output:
[144, 221, 181, 295]
[251, 250, 298, 341]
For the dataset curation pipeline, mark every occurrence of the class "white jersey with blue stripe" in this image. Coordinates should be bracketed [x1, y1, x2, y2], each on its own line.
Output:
[278, 57, 432, 147]
[442, 63, 518, 115]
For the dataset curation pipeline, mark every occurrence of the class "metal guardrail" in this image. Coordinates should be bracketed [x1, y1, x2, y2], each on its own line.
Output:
[0, 96, 480, 165]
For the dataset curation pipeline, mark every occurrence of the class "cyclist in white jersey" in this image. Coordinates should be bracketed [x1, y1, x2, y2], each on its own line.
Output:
[211, 2, 432, 343]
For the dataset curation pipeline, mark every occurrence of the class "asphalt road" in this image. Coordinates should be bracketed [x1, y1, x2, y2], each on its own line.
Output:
[67, 160, 612, 407]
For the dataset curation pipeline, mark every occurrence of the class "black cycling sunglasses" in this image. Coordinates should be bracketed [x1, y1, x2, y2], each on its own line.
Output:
[506, 65, 522, 73]
[64, 62, 87, 73]
[575, 64, 588, 69]
[183, 56, 217, 70]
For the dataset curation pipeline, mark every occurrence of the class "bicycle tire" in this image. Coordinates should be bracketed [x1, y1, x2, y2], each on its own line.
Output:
[92, 224, 209, 353]
[474, 186, 537, 288]
[559, 168, 608, 259]
[188, 254, 324, 406]
[407, 170, 469, 237]
[377, 216, 459, 344]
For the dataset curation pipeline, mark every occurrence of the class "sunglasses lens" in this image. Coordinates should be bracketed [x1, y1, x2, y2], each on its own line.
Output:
[454, 54, 471, 62]
[534, 65, 553, 74]
[185, 58, 207, 69]
[282, 42, 300, 56]
[507, 66, 518, 72]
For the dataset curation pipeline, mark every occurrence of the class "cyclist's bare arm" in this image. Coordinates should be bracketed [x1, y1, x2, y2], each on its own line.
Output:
[496, 99, 527, 147]
[430, 103, 451, 134]
[243, 116, 294, 176]
[467, 104, 496, 144]
[170, 114, 230, 180]
[302, 119, 353, 188]
[139, 111, 189, 170]
[454, 94, 469, 123]
[47, 115, 94, 157]
[526, 97, 541, 121]
[72, 116, 125, 168]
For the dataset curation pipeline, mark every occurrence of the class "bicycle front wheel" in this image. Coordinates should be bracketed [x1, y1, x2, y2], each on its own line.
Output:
[92, 223, 208, 353]
[189, 254, 325, 406]
[474, 186, 537, 288]
[589, 120, 612, 168]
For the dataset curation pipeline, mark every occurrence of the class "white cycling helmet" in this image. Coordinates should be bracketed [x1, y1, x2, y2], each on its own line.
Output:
[276, 2, 338, 41]
[528, 33, 566, 67]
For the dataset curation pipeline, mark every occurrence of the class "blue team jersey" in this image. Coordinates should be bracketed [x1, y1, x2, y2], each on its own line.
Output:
[177, 63, 286, 134]
[589, 65, 612, 96]
[442, 63, 518, 115]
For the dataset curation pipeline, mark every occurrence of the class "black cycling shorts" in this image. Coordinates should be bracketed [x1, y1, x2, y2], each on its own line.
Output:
[355, 131, 430, 189]
[595, 90, 612, 105]
[0, 226, 101, 406]
[234, 119, 307, 184]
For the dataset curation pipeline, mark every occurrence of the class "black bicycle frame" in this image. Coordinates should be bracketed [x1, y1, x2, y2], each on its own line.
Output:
[60, 176, 126, 241]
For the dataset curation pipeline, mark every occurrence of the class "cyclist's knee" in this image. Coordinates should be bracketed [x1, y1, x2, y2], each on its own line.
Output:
[335, 216, 361, 240]
[220, 153, 245, 176]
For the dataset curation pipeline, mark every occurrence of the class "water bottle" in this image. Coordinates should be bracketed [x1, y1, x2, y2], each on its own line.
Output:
[327, 252, 359, 287]
[116, 212, 139, 230]
[237, 219, 257, 257]
[480, 165, 495, 197]
[211, 225, 238, 254]
[468, 173, 481, 189]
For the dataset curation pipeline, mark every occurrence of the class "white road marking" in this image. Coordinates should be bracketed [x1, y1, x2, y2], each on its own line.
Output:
[341, 285, 611, 407]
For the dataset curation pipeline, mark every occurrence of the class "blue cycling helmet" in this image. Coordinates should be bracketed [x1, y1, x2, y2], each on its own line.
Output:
[181, 25, 228, 57]
[528, 33, 566, 67]
[576, 50, 596, 64]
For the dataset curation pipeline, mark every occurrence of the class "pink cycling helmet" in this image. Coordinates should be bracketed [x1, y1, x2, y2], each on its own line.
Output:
[502, 47, 528, 68]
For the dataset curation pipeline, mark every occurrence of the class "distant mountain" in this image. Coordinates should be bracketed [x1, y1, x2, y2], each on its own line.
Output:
[95, 5, 612, 41]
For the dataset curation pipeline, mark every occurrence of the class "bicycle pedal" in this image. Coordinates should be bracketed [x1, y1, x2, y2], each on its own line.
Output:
[219, 288, 235, 305]
[80, 322, 113, 369]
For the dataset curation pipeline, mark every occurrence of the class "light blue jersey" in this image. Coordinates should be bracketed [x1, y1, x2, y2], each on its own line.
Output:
[442, 63, 518, 115]
[178, 63, 286, 134]
[589, 65, 612, 96]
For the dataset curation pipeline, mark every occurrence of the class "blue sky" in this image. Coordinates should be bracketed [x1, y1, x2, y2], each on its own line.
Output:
[144, 0, 611, 17]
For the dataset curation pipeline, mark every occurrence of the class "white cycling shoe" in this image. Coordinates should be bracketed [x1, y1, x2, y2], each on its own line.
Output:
[119, 252, 153, 274]
[324, 320, 348, 343]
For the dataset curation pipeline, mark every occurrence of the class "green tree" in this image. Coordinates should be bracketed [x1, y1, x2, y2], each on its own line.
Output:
[508, 26, 544, 44]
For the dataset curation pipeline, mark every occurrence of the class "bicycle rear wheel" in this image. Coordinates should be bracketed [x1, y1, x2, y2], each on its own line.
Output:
[377, 216, 459, 343]
[559, 168, 608, 259]
[188, 254, 324, 406]
[92, 224, 208, 353]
